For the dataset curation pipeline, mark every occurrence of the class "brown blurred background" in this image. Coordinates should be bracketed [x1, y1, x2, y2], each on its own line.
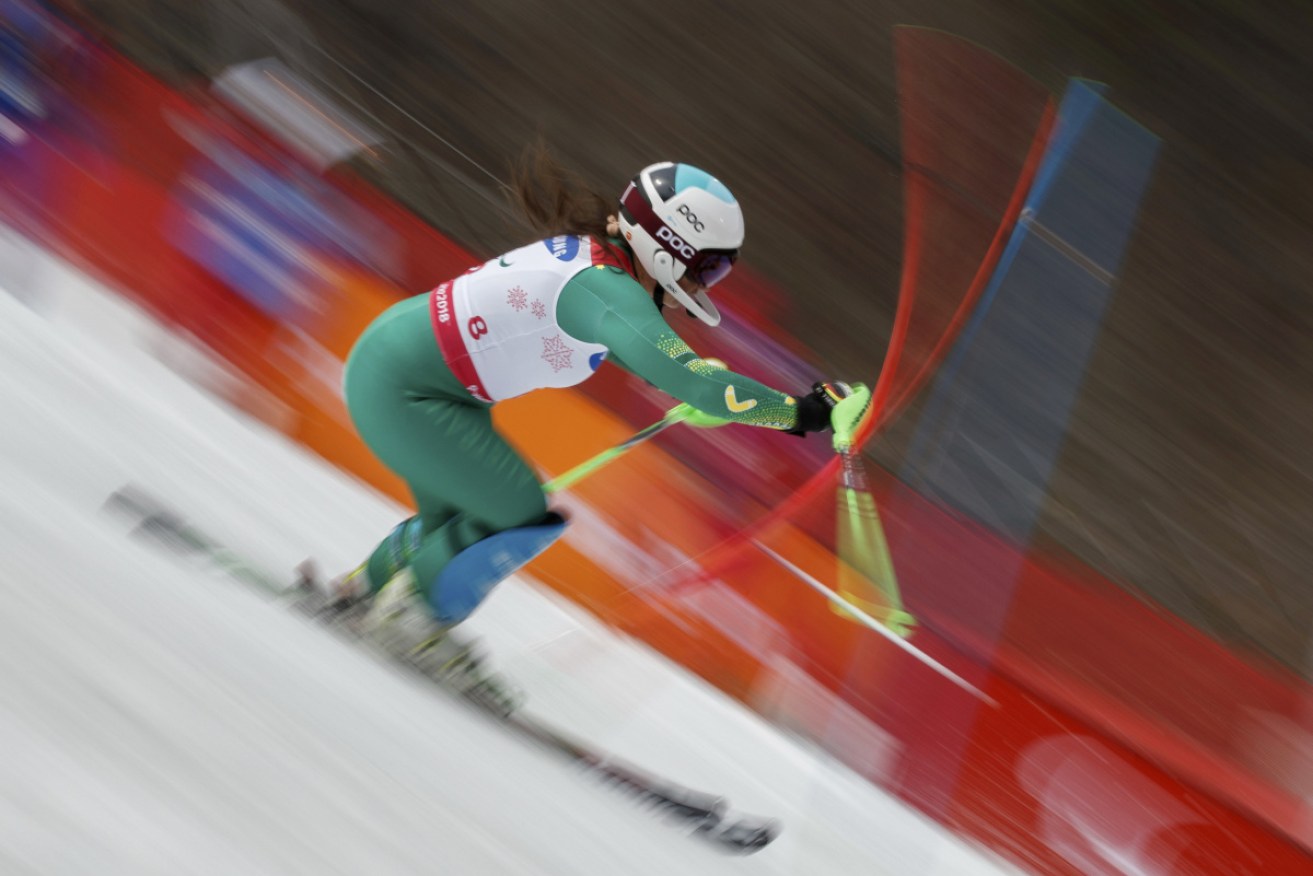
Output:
[70, 0, 1313, 677]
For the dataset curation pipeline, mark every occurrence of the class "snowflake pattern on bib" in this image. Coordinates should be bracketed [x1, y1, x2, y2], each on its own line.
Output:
[541, 335, 574, 372]
[432, 236, 609, 401]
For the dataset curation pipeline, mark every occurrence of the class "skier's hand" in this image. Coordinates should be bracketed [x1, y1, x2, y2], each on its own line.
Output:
[786, 381, 856, 436]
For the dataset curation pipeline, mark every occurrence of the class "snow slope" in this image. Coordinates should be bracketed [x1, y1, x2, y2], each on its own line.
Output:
[0, 227, 1021, 875]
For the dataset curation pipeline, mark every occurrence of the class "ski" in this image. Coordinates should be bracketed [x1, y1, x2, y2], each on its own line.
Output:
[105, 485, 782, 854]
[439, 665, 780, 854]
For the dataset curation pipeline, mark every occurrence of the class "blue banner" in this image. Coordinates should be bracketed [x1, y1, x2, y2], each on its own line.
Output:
[900, 80, 1161, 546]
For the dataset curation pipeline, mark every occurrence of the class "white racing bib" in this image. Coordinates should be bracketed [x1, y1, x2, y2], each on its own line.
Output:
[429, 236, 619, 402]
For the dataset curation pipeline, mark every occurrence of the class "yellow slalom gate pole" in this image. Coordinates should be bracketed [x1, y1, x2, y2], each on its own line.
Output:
[829, 386, 916, 637]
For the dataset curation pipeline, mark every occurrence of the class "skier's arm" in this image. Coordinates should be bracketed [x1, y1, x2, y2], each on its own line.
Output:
[559, 267, 825, 431]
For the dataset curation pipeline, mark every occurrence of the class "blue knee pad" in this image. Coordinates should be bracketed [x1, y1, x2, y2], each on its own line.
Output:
[428, 512, 568, 625]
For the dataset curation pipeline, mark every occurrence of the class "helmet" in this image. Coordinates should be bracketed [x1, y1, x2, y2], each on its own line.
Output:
[616, 162, 743, 327]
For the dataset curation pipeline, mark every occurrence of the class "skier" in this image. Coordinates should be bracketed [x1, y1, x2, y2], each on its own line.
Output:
[315, 149, 861, 689]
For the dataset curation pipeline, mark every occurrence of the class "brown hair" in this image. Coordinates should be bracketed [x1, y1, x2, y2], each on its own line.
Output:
[509, 141, 613, 239]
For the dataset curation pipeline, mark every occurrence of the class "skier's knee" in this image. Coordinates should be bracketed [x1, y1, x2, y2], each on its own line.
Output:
[428, 512, 568, 624]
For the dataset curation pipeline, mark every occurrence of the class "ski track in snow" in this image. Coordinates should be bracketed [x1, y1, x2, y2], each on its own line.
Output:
[0, 226, 1023, 875]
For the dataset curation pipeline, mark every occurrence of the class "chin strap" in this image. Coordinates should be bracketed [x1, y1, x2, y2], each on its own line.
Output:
[650, 285, 696, 320]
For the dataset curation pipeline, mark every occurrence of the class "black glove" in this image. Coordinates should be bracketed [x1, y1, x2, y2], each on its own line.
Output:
[787, 381, 852, 436]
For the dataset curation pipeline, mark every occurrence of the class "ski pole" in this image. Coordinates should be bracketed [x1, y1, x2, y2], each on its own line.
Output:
[544, 403, 696, 495]
[544, 360, 732, 495]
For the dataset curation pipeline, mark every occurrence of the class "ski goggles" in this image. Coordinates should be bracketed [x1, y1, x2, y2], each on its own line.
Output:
[621, 184, 739, 288]
[686, 251, 738, 288]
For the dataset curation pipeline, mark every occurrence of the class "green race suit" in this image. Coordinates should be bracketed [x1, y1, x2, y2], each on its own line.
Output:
[343, 236, 802, 612]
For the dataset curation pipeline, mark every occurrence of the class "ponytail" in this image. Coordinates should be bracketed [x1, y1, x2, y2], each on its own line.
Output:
[509, 141, 612, 239]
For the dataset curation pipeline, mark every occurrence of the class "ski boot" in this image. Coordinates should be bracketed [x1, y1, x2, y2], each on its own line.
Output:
[360, 569, 524, 717]
[407, 628, 524, 717]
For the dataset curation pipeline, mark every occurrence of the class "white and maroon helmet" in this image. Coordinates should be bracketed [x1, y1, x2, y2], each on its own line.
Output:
[616, 162, 743, 327]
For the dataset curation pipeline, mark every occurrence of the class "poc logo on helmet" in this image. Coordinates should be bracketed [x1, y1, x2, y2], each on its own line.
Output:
[676, 204, 705, 233]
[655, 226, 696, 260]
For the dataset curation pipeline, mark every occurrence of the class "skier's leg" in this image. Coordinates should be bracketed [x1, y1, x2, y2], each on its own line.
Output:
[401, 399, 550, 606]
[340, 295, 549, 620]
[359, 495, 460, 596]
[354, 393, 549, 600]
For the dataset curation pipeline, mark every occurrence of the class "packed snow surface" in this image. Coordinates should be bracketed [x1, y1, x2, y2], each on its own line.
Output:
[0, 229, 1020, 875]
